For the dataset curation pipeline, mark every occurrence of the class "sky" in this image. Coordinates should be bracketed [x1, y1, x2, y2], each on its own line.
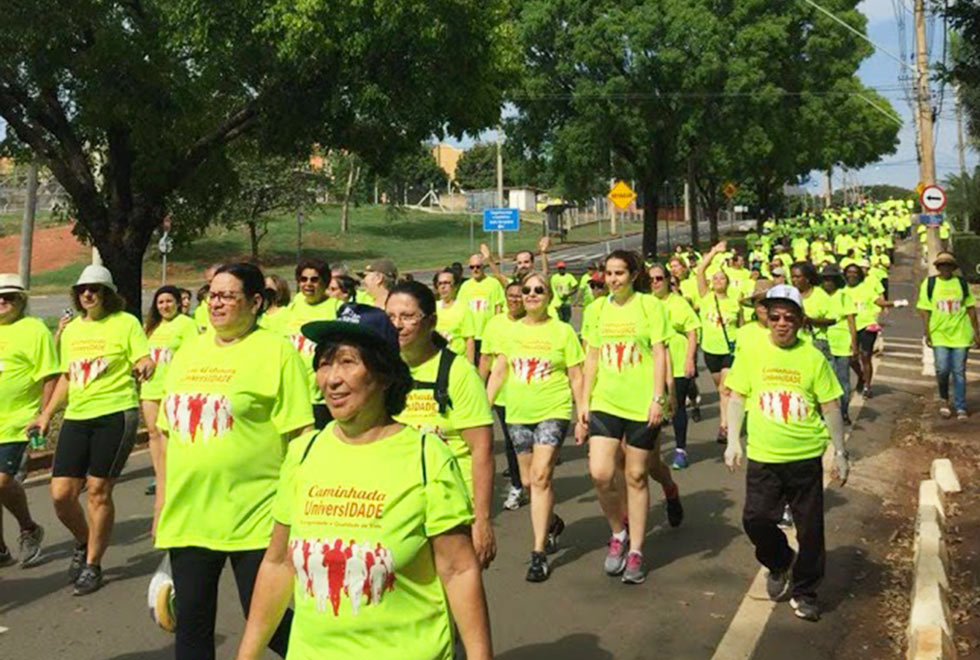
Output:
[809, 0, 976, 193]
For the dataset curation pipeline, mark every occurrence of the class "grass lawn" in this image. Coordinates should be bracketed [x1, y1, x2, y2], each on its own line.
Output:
[0, 210, 60, 236]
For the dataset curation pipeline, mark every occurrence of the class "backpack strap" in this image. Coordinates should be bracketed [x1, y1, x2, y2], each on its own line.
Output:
[421, 433, 428, 486]
[411, 348, 455, 415]
[299, 429, 324, 465]
[959, 276, 969, 301]
[927, 275, 936, 301]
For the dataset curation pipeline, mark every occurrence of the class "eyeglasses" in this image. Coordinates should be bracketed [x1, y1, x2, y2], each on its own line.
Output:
[468, 264, 482, 270]
[299, 276, 320, 283]
[388, 312, 425, 325]
[436, 280, 454, 287]
[209, 291, 244, 304]
[522, 286, 547, 295]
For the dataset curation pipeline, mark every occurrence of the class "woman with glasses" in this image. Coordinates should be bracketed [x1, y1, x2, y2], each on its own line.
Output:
[32, 265, 153, 595]
[434, 267, 476, 362]
[580, 250, 674, 584]
[696, 242, 741, 444]
[236, 306, 492, 660]
[141, 286, 199, 497]
[386, 281, 497, 568]
[283, 259, 340, 429]
[0, 274, 57, 568]
[154, 262, 313, 659]
[648, 263, 700, 470]
[486, 272, 585, 581]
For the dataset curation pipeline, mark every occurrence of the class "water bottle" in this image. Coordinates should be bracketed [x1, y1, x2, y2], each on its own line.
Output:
[28, 427, 44, 450]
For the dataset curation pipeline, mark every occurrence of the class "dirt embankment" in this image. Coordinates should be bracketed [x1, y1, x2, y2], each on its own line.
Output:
[0, 224, 87, 273]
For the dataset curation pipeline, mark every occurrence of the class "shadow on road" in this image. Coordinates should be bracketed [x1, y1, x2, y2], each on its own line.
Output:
[496, 633, 614, 660]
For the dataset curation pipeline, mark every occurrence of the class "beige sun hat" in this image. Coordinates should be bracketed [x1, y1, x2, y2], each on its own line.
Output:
[74, 265, 116, 291]
[0, 273, 27, 295]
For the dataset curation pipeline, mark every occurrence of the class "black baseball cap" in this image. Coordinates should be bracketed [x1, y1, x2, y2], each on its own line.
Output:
[301, 303, 401, 365]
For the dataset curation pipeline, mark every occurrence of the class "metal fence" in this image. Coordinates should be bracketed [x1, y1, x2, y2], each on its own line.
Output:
[0, 172, 69, 216]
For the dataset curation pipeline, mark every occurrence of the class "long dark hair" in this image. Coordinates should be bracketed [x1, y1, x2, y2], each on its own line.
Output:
[71, 285, 126, 317]
[145, 285, 184, 337]
[387, 280, 448, 348]
[606, 250, 651, 293]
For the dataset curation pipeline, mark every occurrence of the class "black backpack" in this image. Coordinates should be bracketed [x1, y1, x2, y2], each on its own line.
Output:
[926, 276, 968, 303]
[412, 348, 456, 415]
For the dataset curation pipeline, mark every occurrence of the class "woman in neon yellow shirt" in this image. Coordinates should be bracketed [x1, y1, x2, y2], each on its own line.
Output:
[154, 263, 314, 659]
[236, 305, 492, 660]
[434, 268, 476, 362]
[34, 265, 154, 596]
[843, 263, 899, 399]
[140, 285, 199, 497]
[580, 250, 678, 584]
[486, 272, 585, 582]
[386, 281, 496, 568]
[696, 242, 741, 443]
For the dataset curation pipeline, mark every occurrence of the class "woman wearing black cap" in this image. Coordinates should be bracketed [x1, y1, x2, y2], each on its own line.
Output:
[236, 304, 491, 660]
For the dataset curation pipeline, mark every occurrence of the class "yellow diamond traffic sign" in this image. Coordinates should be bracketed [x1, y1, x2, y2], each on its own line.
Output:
[723, 181, 738, 199]
[608, 180, 637, 210]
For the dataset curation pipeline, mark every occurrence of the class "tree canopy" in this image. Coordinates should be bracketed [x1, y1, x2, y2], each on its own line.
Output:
[0, 0, 510, 313]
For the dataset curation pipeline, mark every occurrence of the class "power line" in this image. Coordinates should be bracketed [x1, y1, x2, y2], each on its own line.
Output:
[799, 0, 916, 73]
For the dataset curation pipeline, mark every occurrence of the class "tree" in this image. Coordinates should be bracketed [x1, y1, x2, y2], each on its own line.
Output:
[945, 166, 980, 233]
[455, 143, 500, 190]
[947, 1, 980, 141]
[216, 147, 319, 259]
[372, 143, 449, 205]
[0, 0, 510, 315]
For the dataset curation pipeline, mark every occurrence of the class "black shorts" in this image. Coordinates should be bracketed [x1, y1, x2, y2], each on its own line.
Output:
[856, 328, 878, 355]
[53, 409, 139, 479]
[588, 410, 660, 450]
[703, 351, 734, 374]
[0, 442, 28, 476]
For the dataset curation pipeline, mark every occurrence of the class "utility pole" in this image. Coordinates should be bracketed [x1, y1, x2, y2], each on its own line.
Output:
[18, 162, 38, 287]
[496, 127, 505, 260]
[914, 0, 939, 274]
[955, 85, 967, 177]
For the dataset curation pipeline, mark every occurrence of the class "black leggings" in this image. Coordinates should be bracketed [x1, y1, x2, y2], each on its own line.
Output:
[494, 405, 522, 490]
[169, 546, 292, 660]
[672, 377, 694, 450]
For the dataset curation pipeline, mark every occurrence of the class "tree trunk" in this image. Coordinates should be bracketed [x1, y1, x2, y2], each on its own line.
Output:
[639, 178, 659, 258]
[708, 201, 721, 244]
[687, 159, 699, 249]
[340, 160, 359, 233]
[248, 220, 260, 260]
[95, 224, 152, 320]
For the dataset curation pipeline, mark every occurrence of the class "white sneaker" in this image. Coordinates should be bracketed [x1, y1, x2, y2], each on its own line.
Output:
[503, 487, 526, 511]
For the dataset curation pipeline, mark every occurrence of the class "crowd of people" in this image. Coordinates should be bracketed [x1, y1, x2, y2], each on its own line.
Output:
[0, 197, 978, 657]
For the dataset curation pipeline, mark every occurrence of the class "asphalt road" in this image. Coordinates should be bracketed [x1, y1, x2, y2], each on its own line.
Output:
[27, 220, 714, 319]
[2, 238, 942, 660]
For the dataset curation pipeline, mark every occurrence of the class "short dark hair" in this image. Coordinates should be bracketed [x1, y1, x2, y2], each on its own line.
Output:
[387, 280, 447, 348]
[314, 340, 413, 416]
[265, 274, 292, 307]
[791, 261, 819, 287]
[214, 262, 268, 316]
[295, 258, 331, 284]
[71, 284, 126, 316]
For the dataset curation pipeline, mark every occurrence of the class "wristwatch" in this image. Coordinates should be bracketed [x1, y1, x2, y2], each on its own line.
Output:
[835, 449, 849, 459]
[652, 394, 667, 406]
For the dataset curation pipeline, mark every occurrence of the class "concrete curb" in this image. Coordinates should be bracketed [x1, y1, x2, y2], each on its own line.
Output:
[907, 460, 961, 659]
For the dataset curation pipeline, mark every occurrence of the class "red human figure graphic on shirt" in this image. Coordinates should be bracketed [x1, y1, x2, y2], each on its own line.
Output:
[378, 543, 396, 592]
[301, 539, 314, 596]
[363, 548, 375, 603]
[778, 391, 792, 423]
[323, 539, 347, 617]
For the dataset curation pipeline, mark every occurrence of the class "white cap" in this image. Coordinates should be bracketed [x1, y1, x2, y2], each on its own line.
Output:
[0, 273, 26, 295]
[764, 284, 803, 311]
[75, 265, 116, 292]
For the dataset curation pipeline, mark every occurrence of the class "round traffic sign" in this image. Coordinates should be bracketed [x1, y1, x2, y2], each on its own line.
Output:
[158, 234, 174, 255]
[920, 184, 946, 213]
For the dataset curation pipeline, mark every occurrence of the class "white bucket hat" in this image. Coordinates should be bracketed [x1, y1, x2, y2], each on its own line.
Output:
[0, 273, 27, 296]
[74, 265, 116, 292]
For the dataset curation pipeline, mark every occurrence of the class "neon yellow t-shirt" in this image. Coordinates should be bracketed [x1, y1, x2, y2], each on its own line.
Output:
[141, 314, 199, 400]
[825, 289, 857, 357]
[678, 277, 700, 308]
[260, 307, 289, 335]
[0, 317, 58, 443]
[272, 423, 472, 660]
[282, 296, 342, 403]
[550, 273, 578, 305]
[579, 273, 595, 306]
[59, 312, 149, 420]
[394, 351, 493, 497]
[916, 277, 977, 347]
[457, 277, 505, 339]
[698, 293, 740, 355]
[358, 291, 377, 308]
[480, 313, 517, 406]
[725, 338, 843, 463]
[155, 328, 313, 551]
[660, 293, 700, 379]
[801, 287, 831, 342]
[193, 300, 211, 333]
[499, 318, 584, 423]
[733, 321, 768, 361]
[847, 279, 883, 330]
[584, 293, 671, 421]
[435, 300, 475, 355]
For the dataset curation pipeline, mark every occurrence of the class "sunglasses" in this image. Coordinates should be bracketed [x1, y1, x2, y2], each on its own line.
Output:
[651, 275, 666, 282]
[768, 313, 800, 323]
[522, 286, 547, 295]
[299, 275, 320, 283]
[468, 264, 483, 270]
[76, 284, 103, 295]
[0, 292, 23, 303]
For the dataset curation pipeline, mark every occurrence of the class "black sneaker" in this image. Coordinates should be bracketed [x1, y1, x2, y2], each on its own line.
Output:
[144, 480, 156, 496]
[0, 545, 13, 568]
[73, 563, 103, 596]
[526, 552, 550, 582]
[545, 515, 565, 555]
[665, 486, 684, 528]
[841, 413, 852, 426]
[690, 405, 701, 422]
[68, 544, 87, 584]
[789, 596, 821, 621]
[766, 550, 796, 602]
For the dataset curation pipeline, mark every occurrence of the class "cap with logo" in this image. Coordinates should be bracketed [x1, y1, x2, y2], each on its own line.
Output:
[763, 284, 803, 311]
[301, 303, 401, 367]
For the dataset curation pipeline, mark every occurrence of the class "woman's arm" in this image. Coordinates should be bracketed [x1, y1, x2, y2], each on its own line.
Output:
[847, 314, 858, 356]
[432, 529, 493, 660]
[580, 347, 599, 425]
[459, 426, 495, 568]
[568, 364, 586, 424]
[485, 354, 507, 405]
[648, 342, 667, 427]
[236, 524, 295, 660]
[684, 330, 698, 378]
[465, 337, 476, 365]
[30, 373, 68, 435]
[696, 242, 725, 298]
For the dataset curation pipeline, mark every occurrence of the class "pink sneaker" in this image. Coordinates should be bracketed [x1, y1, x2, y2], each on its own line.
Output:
[604, 536, 627, 575]
[622, 551, 646, 584]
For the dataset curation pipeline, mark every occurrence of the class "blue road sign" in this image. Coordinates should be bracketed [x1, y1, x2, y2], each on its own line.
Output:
[483, 208, 520, 232]
[919, 213, 944, 226]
